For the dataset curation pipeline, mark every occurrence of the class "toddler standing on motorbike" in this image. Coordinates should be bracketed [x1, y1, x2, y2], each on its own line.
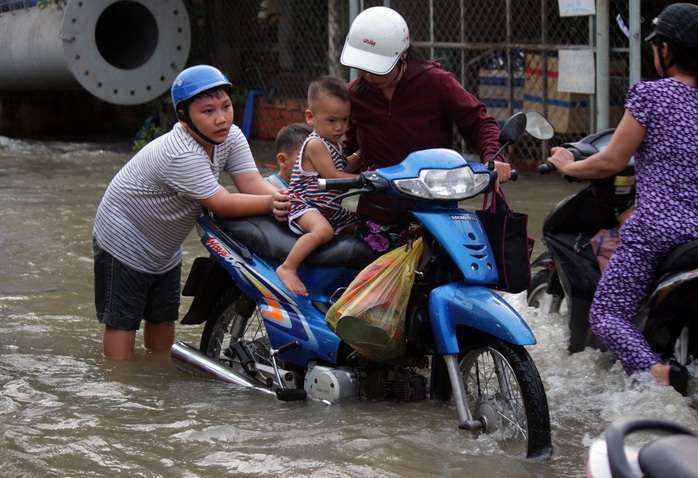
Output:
[93, 65, 288, 360]
[546, 3, 698, 395]
[276, 76, 362, 296]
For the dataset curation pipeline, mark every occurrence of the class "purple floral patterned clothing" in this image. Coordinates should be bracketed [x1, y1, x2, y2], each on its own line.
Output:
[287, 133, 356, 235]
[588, 78, 698, 374]
[357, 220, 410, 252]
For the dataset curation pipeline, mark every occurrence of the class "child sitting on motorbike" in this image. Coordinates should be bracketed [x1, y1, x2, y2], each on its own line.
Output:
[265, 123, 313, 190]
[276, 76, 362, 296]
[93, 65, 288, 360]
[546, 3, 698, 395]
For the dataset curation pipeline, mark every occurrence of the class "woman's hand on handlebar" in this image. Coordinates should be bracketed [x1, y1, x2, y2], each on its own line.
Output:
[492, 160, 514, 189]
[493, 160, 512, 182]
[546, 147, 575, 174]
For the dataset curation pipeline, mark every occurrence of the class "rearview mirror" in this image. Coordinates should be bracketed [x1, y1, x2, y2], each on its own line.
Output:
[524, 110, 555, 140]
[499, 112, 527, 145]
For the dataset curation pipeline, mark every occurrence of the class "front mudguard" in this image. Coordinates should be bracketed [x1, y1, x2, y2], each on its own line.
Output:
[429, 283, 536, 354]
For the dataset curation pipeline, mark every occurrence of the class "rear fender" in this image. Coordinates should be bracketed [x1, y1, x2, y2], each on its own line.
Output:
[180, 256, 236, 324]
[428, 283, 536, 354]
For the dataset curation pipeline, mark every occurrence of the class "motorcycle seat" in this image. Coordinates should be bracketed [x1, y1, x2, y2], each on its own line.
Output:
[211, 214, 377, 269]
[656, 239, 698, 278]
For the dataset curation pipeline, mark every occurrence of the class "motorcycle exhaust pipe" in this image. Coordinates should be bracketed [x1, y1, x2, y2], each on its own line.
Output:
[170, 341, 276, 397]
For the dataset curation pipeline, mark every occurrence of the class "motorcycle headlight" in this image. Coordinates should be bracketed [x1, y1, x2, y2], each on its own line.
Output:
[392, 165, 491, 201]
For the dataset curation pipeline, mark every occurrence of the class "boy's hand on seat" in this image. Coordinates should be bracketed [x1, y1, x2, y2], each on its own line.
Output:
[272, 189, 290, 220]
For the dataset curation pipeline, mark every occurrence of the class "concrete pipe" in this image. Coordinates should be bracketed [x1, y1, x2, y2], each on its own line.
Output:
[0, 0, 191, 105]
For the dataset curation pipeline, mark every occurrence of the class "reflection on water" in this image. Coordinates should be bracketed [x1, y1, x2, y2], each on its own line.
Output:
[0, 136, 696, 477]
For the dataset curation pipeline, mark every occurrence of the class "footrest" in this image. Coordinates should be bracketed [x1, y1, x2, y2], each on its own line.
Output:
[229, 341, 257, 372]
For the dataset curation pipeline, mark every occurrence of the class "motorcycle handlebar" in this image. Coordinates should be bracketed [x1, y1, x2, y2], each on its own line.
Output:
[539, 162, 556, 174]
[539, 144, 589, 175]
[320, 169, 519, 189]
[317, 176, 364, 191]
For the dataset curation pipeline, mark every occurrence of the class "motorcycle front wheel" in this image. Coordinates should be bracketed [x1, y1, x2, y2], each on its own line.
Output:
[527, 269, 566, 315]
[459, 330, 552, 459]
[526, 269, 552, 308]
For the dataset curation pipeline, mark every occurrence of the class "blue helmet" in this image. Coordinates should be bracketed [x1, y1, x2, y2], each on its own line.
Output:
[170, 65, 232, 114]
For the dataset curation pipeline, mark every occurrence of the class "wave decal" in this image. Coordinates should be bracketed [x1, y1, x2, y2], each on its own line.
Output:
[203, 234, 316, 346]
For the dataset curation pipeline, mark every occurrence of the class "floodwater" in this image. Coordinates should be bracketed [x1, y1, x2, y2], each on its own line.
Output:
[1, 135, 697, 478]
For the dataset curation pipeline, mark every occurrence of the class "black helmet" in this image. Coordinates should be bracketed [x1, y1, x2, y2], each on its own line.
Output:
[645, 3, 698, 48]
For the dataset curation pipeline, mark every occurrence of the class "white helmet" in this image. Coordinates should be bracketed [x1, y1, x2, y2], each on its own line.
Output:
[340, 6, 410, 75]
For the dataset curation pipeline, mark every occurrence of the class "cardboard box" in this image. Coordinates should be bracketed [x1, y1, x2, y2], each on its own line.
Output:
[478, 68, 524, 125]
[523, 54, 625, 134]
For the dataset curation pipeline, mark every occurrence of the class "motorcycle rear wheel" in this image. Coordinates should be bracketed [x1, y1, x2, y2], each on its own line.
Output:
[459, 331, 552, 459]
[199, 288, 271, 383]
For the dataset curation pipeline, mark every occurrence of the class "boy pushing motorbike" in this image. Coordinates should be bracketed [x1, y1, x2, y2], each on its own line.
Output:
[93, 65, 288, 360]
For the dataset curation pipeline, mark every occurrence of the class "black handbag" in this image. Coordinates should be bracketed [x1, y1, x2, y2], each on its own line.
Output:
[475, 189, 534, 293]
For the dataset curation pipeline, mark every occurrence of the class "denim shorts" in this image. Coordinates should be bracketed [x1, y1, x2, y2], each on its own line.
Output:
[93, 238, 181, 331]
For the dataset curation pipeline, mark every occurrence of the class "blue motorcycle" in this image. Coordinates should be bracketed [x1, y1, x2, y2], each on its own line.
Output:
[171, 112, 554, 459]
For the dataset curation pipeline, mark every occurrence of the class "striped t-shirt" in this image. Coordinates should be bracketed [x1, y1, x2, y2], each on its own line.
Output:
[93, 123, 257, 273]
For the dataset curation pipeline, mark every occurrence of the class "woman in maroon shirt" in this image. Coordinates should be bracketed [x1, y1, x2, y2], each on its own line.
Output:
[340, 6, 511, 250]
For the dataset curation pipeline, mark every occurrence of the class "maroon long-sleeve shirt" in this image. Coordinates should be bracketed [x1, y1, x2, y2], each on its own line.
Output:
[344, 60, 501, 226]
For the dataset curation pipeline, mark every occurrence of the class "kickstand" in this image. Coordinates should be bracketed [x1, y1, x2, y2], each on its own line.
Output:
[270, 340, 307, 401]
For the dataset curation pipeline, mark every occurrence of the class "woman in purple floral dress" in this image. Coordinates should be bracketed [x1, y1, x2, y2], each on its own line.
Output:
[546, 3, 698, 395]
